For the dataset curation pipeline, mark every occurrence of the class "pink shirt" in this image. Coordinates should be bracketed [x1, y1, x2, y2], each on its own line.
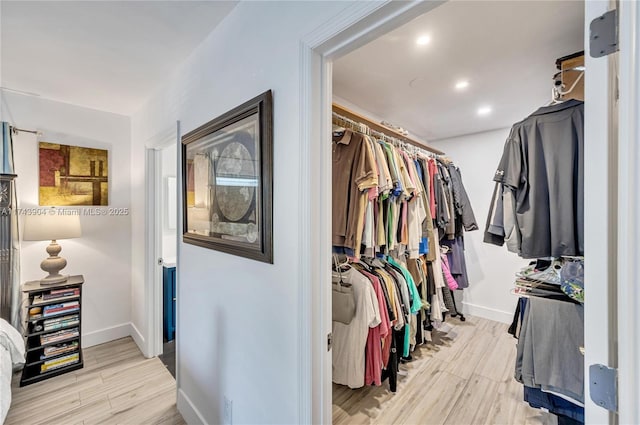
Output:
[359, 270, 390, 386]
[428, 159, 437, 217]
[441, 255, 459, 290]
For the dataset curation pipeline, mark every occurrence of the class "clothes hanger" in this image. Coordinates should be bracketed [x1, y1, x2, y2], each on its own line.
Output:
[547, 70, 584, 105]
[332, 254, 352, 287]
[350, 256, 372, 272]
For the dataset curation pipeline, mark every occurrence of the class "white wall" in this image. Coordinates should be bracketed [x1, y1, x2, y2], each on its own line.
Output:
[432, 128, 528, 323]
[131, 2, 355, 424]
[1, 92, 133, 346]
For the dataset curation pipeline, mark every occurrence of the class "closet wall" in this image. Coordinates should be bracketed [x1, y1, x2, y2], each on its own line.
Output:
[0, 91, 133, 346]
[431, 129, 528, 323]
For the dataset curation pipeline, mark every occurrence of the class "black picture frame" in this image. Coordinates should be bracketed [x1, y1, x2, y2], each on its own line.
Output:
[181, 90, 273, 264]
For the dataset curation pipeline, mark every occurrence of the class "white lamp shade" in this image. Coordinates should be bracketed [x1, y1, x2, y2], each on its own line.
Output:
[23, 213, 82, 241]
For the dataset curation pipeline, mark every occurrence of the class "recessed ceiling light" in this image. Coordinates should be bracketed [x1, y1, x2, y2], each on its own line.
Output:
[477, 106, 492, 116]
[416, 35, 431, 46]
[455, 80, 469, 90]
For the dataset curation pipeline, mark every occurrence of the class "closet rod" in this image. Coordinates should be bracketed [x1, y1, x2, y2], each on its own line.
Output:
[332, 103, 445, 155]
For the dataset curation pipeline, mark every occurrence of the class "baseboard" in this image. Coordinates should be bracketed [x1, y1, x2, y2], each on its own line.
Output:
[177, 388, 207, 425]
[461, 302, 513, 324]
[83, 323, 131, 348]
[130, 322, 147, 356]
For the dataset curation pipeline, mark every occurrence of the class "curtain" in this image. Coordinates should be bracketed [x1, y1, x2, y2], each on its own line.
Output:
[0, 122, 21, 329]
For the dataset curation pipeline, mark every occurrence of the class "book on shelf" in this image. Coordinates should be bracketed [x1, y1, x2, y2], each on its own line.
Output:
[43, 301, 80, 317]
[32, 289, 80, 304]
[41, 341, 79, 360]
[40, 328, 79, 345]
[44, 314, 79, 326]
[44, 320, 79, 332]
[47, 288, 80, 297]
[40, 352, 80, 373]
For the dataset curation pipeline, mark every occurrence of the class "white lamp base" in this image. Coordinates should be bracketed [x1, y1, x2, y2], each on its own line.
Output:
[39, 240, 69, 284]
[40, 274, 69, 285]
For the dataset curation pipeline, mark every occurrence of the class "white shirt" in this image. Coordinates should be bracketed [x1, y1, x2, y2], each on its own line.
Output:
[332, 268, 380, 389]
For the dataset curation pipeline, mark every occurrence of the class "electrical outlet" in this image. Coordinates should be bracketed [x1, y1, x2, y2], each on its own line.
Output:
[223, 397, 233, 425]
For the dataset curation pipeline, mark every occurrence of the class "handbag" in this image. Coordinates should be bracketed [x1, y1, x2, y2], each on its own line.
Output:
[332, 272, 356, 325]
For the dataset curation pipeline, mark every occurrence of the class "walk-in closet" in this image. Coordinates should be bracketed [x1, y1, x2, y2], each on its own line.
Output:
[329, 1, 585, 424]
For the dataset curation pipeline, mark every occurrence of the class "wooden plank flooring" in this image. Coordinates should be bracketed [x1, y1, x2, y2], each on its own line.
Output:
[6, 337, 185, 425]
[333, 315, 558, 425]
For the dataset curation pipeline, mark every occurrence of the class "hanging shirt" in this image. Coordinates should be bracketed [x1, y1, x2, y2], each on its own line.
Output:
[332, 130, 378, 251]
[407, 195, 427, 259]
[332, 268, 380, 389]
[491, 99, 584, 258]
[441, 254, 459, 290]
[381, 142, 402, 197]
[446, 162, 478, 231]
[373, 141, 393, 195]
[428, 158, 438, 217]
[359, 270, 390, 387]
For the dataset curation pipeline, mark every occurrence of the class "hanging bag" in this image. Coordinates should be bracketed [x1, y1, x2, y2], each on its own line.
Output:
[331, 256, 356, 324]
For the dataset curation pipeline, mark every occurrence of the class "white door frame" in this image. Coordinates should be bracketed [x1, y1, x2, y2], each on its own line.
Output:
[143, 123, 179, 360]
[583, 1, 617, 423]
[616, 0, 640, 422]
[300, 1, 636, 424]
[298, 2, 444, 423]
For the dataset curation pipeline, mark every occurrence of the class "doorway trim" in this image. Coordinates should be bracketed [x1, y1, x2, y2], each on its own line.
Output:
[143, 124, 179, 360]
[616, 0, 640, 422]
[298, 2, 445, 423]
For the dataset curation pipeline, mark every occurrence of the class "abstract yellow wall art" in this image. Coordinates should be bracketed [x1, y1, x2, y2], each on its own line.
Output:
[39, 142, 108, 206]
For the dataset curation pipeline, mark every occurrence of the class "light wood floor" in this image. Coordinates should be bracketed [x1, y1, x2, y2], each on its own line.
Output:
[6, 337, 185, 425]
[333, 315, 558, 425]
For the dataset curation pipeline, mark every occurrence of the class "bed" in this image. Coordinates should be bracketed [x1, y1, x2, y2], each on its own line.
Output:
[0, 319, 24, 424]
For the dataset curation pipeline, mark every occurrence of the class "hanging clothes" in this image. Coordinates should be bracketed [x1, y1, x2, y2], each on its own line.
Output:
[332, 130, 378, 255]
[332, 267, 380, 389]
[485, 100, 584, 258]
[331, 113, 478, 393]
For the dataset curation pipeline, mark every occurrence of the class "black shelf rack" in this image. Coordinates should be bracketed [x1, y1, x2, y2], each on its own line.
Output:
[20, 275, 84, 387]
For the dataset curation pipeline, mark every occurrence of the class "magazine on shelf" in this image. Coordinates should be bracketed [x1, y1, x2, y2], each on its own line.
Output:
[40, 328, 79, 345]
[40, 352, 80, 373]
[41, 341, 79, 360]
[33, 292, 79, 305]
[43, 301, 80, 317]
[44, 320, 80, 332]
[47, 288, 79, 297]
[44, 314, 79, 326]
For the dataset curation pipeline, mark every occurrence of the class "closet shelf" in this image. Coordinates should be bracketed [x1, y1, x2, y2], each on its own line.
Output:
[332, 103, 444, 155]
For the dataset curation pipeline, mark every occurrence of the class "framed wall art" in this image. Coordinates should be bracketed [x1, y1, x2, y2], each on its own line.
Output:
[182, 90, 273, 263]
[39, 142, 109, 206]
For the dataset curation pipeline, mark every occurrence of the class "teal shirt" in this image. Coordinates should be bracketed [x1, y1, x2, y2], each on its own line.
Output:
[388, 257, 422, 357]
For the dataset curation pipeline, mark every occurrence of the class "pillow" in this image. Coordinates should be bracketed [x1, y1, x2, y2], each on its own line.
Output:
[0, 319, 25, 366]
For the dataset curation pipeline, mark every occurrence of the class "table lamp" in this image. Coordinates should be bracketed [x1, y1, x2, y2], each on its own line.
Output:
[23, 210, 82, 284]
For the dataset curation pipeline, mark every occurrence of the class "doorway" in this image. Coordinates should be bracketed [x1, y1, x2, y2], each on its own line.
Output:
[144, 124, 179, 379]
[157, 143, 178, 378]
[301, 1, 625, 424]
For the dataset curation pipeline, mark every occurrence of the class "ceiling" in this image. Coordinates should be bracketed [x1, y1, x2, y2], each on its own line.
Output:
[333, 1, 584, 142]
[1, 1, 237, 115]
